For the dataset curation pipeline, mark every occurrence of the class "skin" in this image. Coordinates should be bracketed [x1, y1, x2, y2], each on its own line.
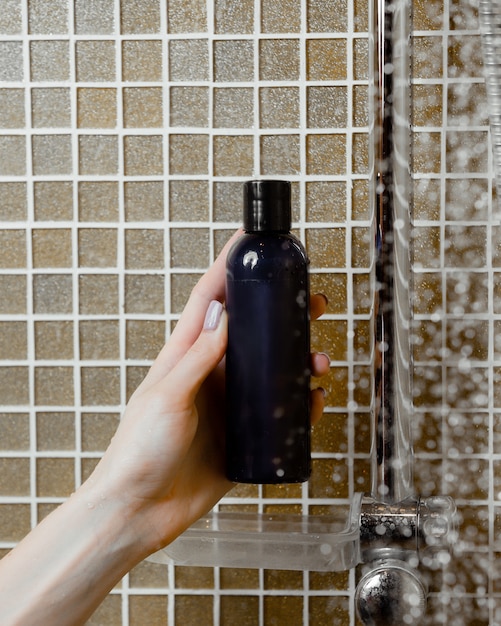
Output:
[0, 230, 330, 626]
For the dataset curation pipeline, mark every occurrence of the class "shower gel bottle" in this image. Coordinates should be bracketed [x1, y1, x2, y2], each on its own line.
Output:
[225, 180, 311, 483]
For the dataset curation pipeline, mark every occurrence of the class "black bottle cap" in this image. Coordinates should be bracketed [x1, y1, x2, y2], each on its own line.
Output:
[243, 180, 291, 233]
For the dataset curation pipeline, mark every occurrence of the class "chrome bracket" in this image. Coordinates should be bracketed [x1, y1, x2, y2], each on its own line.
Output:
[356, 495, 457, 625]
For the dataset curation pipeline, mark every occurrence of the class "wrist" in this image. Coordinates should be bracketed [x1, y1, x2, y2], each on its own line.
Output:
[76, 476, 153, 563]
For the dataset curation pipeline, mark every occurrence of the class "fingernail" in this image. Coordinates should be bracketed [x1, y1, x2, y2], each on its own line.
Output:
[204, 300, 223, 331]
[315, 292, 329, 306]
[318, 352, 331, 363]
[317, 387, 327, 398]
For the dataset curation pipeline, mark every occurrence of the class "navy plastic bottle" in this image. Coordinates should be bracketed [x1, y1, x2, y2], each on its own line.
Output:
[225, 180, 311, 484]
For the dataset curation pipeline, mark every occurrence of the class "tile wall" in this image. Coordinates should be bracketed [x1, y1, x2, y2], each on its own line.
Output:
[0, 0, 498, 623]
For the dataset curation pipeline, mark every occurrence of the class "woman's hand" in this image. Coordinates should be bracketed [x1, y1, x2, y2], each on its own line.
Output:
[0, 230, 330, 626]
[87, 230, 330, 556]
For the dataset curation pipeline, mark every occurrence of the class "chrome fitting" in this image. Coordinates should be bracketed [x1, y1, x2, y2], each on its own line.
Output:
[359, 495, 457, 565]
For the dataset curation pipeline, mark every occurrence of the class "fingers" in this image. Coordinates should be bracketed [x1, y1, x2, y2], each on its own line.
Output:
[310, 387, 326, 427]
[310, 295, 329, 426]
[136, 230, 242, 394]
[310, 293, 328, 321]
[161, 302, 228, 410]
[311, 351, 330, 378]
[169, 229, 242, 346]
[310, 352, 329, 426]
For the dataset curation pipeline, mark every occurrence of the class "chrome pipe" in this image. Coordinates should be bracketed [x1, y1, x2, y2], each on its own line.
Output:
[369, 0, 413, 504]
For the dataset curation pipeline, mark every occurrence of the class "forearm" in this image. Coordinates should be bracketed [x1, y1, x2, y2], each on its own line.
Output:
[0, 482, 149, 626]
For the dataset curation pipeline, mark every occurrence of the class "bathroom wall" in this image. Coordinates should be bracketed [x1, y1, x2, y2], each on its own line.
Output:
[0, 0, 496, 624]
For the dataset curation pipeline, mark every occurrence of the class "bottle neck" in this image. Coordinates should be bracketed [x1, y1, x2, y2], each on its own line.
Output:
[244, 228, 290, 235]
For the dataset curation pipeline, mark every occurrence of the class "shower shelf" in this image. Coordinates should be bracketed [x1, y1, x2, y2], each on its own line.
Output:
[149, 494, 363, 572]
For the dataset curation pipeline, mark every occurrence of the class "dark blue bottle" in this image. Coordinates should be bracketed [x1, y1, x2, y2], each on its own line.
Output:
[225, 180, 311, 484]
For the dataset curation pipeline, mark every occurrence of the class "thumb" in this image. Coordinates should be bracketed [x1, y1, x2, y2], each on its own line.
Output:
[163, 300, 227, 404]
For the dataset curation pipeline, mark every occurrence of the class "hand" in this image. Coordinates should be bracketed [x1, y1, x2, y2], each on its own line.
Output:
[86, 230, 330, 556]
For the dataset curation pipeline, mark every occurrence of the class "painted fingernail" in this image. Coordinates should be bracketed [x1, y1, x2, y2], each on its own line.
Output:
[203, 300, 223, 331]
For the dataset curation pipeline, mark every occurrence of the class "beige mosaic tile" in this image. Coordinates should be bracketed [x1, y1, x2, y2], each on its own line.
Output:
[307, 86, 348, 129]
[122, 40, 163, 82]
[312, 413, 348, 455]
[0, 276, 26, 314]
[307, 227, 346, 268]
[28, 0, 68, 34]
[36, 412, 75, 451]
[261, 0, 301, 33]
[0, 230, 26, 269]
[124, 181, 165, 222]
[260, 87, 300, 129]
[167, 0, 207, 33]
[0, 182, 27, 221]
[32, 228, 72, 268]
[0, 41, 23, 81]
[219, 568, 259, 590]
[213, 40, 254, 82]
[213, 87, 254, 128]
[35, 321, 74, 360]
[33, 275, 73, 314]
[123, 87, 163, 129]
[125, 320, 165, 360]
[124, 135, 163, 176]
[170, 87, 209, 127]
[124, 274, 164, 314]
[78, 182, 119, 222]
[78, 275, 119, 315]
[169, 39, 209, 81]
[0, 0, 22, 34]
[34, 182, 73, 221]
[170, 228, 210, 268]
[125, 229, 164, 269]
[78, 228, 117, 268]
[260, 134, 300, 175]
[81, 367, 121, 406]
[0, 89, 25, 128]
[169, 134, 208, 175]
[174, 595, 213, 626]
[214, 0, 254, 34]
[120, 0, 161, 34]
[36, 457, 75, 497]
[169, 180, 209, 221]
[75, 0, 115, 35]
[307, 0, 348, 32]
[0, 413, 30, 450]
[30, 40, 69, 81]
[79, 320, 120, 361]
[34, 366, 74, 405]
[264, 596, 303, 626]
[0, 458, 30, 496]
[129, 596, 168, 625]
[259, 39, 300, 81]
[306, 39, 347, 80]
[32, 134, 72, 175]
[0, 136, 26, 176]
[77, 88, 117, 129]
[213, 135, 253, 176]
